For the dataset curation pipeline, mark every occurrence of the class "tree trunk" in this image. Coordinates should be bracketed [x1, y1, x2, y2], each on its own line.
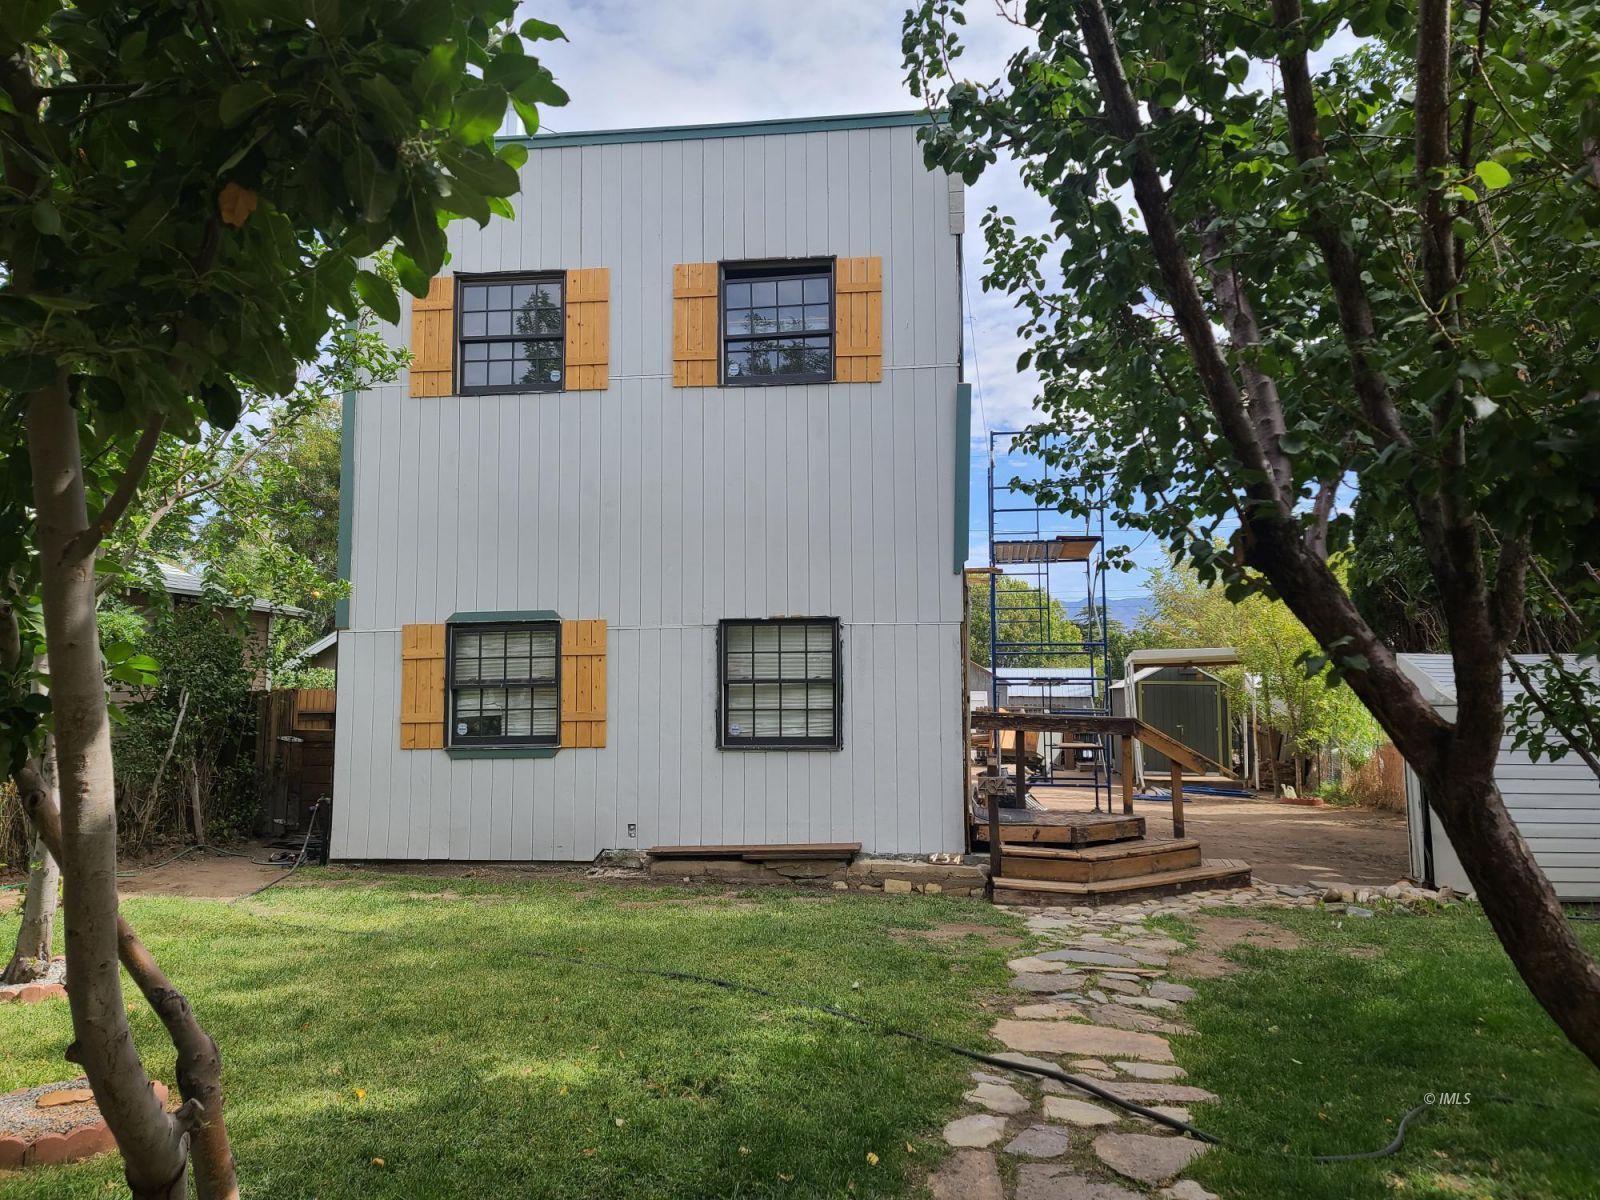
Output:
[1425, 749, 1600, 1064]
[26, 379, 191, 1199]
[2, 819, 58, 985]
[1068, 0, 1600, 1070]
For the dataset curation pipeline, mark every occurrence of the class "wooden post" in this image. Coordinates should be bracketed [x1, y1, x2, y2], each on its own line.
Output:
[1120, 733, 1135, 815]
[1171, 763, 1185, 839]
[1015, 727, 1028, 810]
[987, 788, 1002, 898]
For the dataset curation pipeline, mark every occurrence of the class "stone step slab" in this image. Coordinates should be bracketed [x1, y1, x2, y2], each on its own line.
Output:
[1096, 1080, 1219, 1104]
[1016, 1166, 1144, 1200]
[1004, 1124, 1072, 1159]
[943, 1113, 1009, 1148]
[1149, 981, 1197, 1003]
[964, 1081, 1031, 1115]
[992, 1018, 1174, 1062]
[1042, 1096, 1118, 1126]
[1092, 1132, 1209, 1185]
[1113, 1061, 1188, 1081]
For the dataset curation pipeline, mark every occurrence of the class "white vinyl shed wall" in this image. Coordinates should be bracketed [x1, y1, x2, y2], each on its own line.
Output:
[1398, 654, 1600, 901]
[331, 114, 968, 860]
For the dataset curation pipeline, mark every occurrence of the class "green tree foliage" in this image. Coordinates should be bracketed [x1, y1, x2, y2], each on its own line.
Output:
[106, 591, 258, 849]
[1143, 564, 1382, 770]
[968, 574, 1084, 666]
[904, 0, 1600, 1063]
[0, 4, 571, 1186]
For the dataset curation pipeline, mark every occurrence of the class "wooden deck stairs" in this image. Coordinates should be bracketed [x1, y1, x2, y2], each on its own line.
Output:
[969, 711, 1252, 905]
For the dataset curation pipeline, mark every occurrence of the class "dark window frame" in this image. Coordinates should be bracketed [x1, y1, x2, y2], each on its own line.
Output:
[456, 271, 567, 396]
[718, 259, 835, 387]
[446, 619, 562, 748]
[716, 617, 844, 750]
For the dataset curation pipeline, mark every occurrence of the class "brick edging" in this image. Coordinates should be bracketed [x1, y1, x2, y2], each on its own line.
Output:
[0, 1080, 168, 1169]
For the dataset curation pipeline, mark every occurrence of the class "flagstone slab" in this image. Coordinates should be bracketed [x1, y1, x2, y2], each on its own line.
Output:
[1159, 1181, 1220, 1200]
[1009, 955, 1075, 974]
[1015, 1166, 1143, 1200]
[1112, 1061, 1188, 1080]
[928, 1150, 1005, 1200]
[943, 1113, 1009, 1149]
[1086, 1004, 1189, 1035]
[992, 1019, 1174, 1062]
[1092, 1132, 1209, 1185]
[1039, 948, 1143, 969]
[1004, 1123, 1072, 1158]
[1042, 1096, 1118, 1126]
[1013, 973, 1085, 994]
[991, 1051, 1062, 1076]
[1096, 1081, 1219, 1104]
[965, 1081, 1031, 1115]
[1119, 995, 1179, 1012]
[1015, 1001, 1087, 1021]
[1150, 982, 1197, 1003]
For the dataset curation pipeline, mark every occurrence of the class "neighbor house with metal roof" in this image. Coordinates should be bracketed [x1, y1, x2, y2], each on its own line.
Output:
[331, 111, 970, 861]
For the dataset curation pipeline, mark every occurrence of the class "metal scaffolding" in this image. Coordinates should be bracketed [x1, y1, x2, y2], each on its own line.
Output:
[984, 431, 1114, 809]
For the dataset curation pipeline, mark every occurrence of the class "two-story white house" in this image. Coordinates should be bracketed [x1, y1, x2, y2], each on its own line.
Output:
[330, 111, 971, 861]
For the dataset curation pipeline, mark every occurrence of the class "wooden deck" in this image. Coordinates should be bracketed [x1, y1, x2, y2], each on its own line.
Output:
[969, 805, 1145, 848]
[971, 711, 1251, 903]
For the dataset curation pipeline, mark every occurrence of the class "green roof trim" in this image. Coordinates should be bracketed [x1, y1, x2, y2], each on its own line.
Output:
[335, 388, 355, 630]
[448, 609, 561, 624]
[954, 383, 972, 574]
[446, 745, 560, 761]
[499, 109, 945, 151]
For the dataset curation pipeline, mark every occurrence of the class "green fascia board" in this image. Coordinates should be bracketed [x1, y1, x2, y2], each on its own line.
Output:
[448, 609, 562, 624]
[954, 382, 972, 573]
[335, 388, 355, 630]
[499, 109, 946, 152]
[446, 745, 560, 760]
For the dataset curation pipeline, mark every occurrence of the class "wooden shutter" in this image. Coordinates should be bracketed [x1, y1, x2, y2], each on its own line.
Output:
[400, 624, 446, 749]
[835, 256, 883, 383]
[565, 267, 610, 390]
[672, 263, 719, 387]
[410, 276, 455, 397]
[560, 619, 607, 748]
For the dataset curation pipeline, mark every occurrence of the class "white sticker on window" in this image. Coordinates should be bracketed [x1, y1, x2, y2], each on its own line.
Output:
[729, 722, 743, 736]
[456, 723, 468, 736]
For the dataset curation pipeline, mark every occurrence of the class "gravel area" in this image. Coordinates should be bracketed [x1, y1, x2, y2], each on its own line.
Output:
[0, 1078, 102, 1140]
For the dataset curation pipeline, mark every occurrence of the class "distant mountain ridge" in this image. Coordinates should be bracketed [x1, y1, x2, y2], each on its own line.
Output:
[1072, 596, 1150, 629]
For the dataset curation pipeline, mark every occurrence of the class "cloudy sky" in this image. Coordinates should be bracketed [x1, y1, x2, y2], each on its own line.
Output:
[516, 1, 1159, 605]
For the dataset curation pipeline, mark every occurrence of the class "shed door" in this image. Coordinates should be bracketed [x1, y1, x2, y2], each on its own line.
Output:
[1138, 681, 1226, 776]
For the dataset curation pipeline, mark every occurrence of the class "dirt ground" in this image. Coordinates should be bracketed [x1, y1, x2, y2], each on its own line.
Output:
[2, 844, 290, 912]
[1144, 795, 1411, 886]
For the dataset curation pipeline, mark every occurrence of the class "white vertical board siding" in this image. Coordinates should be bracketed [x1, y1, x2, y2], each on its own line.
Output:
[1398, 655, 1600, 900]
[337, 122, 965, 859]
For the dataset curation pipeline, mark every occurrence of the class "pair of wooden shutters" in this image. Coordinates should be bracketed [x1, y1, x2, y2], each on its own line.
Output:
[409, 269, 611, 397]
[673, 256, 883, 386]
[400, 620, 607, 750]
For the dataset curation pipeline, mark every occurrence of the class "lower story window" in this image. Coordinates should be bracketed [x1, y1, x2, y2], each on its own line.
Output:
[718, 618, 842, 749]
[448, 621, 559, 747]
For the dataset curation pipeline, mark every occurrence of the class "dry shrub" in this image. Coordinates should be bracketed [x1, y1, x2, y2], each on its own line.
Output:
[1343, 750, 1405, 811]
[0, 780, 28, 877]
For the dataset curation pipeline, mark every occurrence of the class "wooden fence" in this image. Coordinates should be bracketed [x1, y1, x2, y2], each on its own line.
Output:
[255, 688, 335, 835]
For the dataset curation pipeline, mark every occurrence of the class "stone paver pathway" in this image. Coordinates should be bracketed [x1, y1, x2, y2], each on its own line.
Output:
[926, 880, 1341, 1200]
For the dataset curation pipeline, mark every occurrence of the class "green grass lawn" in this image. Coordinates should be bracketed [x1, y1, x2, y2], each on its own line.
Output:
[1171, 905, 1600, 1200]
[1, 873, 1020, 1199]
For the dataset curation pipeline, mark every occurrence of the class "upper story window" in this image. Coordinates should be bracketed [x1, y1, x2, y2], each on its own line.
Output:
[459, 275, 564, 394]
[722, 262, 833, 386]
[448, 621, 560, 747]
